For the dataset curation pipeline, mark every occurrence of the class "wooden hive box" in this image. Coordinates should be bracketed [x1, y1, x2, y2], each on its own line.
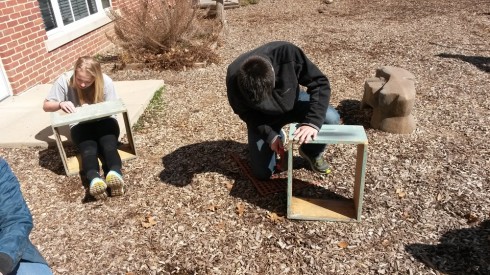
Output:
[50, 99, 137, 176]
[287, 124, 368, 222]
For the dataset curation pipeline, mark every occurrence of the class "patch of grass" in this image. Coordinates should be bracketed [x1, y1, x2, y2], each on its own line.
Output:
[146, 86, 165, 112]
[133, 86, 165, 132]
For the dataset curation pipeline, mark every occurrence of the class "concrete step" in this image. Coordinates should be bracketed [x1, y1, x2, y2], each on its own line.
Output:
[199, 0, 240, 9]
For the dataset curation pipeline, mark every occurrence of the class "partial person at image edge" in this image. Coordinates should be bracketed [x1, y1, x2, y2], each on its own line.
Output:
[0, 157, 53, 275]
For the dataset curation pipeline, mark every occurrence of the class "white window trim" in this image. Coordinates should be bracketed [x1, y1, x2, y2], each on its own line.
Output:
[43, 0, 113, 52]
[44, 13, 112, 51]
[0, 58, 12, 100]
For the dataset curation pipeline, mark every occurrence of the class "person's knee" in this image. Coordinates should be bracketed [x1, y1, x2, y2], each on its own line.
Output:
[79, 144, 97, 157]
[101, 143, 118, 152]
[324, 105, 341, 125]
[99, 135, 118, 151]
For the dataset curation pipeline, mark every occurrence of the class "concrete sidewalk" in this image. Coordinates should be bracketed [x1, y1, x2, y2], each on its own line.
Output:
[199, 0, 240, 9]
[0, 80, 165, 148]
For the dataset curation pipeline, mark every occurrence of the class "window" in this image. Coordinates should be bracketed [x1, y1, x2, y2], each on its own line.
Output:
[101, 0, 111, 9]
[37, 0, 112, 51]
[38, 0, 111, 31]
[38, 0, 57, 31]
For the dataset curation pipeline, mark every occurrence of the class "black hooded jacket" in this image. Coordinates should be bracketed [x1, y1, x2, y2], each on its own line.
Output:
[226, 41, 331, 144]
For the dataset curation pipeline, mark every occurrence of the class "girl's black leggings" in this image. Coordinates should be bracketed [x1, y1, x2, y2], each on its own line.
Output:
[70, 117, 122, 181]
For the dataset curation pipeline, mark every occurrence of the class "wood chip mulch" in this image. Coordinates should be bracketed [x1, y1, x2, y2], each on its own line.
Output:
[1, 0, 489, 274]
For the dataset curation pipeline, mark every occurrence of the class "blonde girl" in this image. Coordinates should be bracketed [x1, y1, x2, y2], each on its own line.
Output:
[43, 56, 125, 200]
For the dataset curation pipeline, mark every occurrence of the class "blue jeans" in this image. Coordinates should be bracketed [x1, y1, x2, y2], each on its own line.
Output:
[247, 92, 340, 180]
[10, 262, 52, 275]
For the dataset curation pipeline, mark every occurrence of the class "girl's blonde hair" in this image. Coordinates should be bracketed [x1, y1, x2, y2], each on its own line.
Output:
[70, 56, 104, 105]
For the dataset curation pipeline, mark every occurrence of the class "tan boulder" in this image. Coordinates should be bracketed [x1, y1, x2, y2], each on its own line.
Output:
[361, 66, 416, 134]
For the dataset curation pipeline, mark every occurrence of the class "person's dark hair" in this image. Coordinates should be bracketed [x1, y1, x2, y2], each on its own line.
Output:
[237, 55, 275, 103]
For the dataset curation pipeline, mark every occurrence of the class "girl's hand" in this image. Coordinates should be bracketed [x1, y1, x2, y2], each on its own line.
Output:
[59, 101, 76, 113]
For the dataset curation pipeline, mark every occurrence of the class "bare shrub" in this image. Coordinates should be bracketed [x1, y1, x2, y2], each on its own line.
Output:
[106, 0, 221, 70]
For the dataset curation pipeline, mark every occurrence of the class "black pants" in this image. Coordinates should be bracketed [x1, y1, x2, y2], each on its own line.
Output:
[71, 117, 122, 181]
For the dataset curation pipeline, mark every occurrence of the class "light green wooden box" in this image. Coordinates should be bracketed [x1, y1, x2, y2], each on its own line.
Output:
[287, 124, 368, 222]
[50, 99, 137, 176]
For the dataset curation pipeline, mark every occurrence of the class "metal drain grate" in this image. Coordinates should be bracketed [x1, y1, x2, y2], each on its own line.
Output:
[230, 153, 311, 196]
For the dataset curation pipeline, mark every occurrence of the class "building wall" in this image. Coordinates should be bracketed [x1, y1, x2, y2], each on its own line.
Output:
[0, 0, 133, 95]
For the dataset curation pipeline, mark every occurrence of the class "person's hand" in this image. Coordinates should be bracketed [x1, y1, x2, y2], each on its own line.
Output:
[293, 125, 318, 144]
[270, 135, 284, 154]
[270, 135, 287, 171]
[59, 101, 76, 113]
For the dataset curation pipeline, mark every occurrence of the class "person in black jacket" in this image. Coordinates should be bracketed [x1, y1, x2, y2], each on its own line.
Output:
[0, 158, 52, 275]
[226, 41, 340, 180]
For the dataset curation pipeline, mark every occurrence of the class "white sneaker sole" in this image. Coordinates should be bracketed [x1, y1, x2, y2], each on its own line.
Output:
[106, 172, 125, 197]
[89, 179, 108, 200]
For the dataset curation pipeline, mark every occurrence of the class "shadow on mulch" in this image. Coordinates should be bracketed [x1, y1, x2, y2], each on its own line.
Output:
[228, 153, 350, 215]
[405, 219, 490, 275]
[38, 147, 68, 176]
[159, 139, 247, 187]
[336, 99, 372, 128]
[159, 139, 350, 214]
[159, 139, 286, 212]
[436, 53, 490, 73]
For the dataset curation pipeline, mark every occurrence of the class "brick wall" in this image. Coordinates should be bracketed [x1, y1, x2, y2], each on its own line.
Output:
[0, 0, 132, 95]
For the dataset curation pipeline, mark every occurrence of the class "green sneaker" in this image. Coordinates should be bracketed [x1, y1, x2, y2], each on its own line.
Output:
[89, 177, 108, 200]
[106, 170, 125, 197]
[298, 147, 331, 174]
